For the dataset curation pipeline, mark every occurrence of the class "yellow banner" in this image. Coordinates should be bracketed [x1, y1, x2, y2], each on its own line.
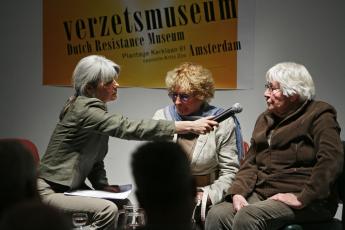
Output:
[43, 0, 241, 88]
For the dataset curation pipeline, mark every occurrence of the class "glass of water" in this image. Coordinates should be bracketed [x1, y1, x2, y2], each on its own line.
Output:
[72, 212, 88, 229]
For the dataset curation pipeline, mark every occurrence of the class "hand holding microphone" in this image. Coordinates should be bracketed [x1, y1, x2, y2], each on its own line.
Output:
[176, 103, 242, 134]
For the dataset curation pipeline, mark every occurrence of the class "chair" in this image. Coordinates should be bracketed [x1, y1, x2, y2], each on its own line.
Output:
[282, 141, 345, 230]
[0, 138, 40, 165]
[240, 141, 250, 165]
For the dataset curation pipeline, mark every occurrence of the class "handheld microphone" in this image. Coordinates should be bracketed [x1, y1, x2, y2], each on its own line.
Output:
[212, 103, 243, 123]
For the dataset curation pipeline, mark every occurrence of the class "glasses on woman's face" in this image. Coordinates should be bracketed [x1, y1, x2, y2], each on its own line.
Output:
[264, 82, 281, 95]
[168, 92, 191, 103]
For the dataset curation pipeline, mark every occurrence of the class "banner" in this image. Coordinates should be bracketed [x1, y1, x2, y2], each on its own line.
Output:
[43, 0, 254, 89]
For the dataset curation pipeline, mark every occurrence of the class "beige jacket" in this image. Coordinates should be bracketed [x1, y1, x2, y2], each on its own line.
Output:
[153, 108, 240, 205]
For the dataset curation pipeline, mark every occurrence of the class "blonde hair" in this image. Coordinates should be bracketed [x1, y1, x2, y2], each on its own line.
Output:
[165, 62, 214, 102]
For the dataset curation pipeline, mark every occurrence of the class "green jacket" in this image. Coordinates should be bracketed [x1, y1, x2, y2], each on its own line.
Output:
[229, 100, 343, 209]
[39, 96, 175, 190]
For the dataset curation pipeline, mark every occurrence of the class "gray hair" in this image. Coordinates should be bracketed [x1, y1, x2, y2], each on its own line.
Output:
[266, 62, 315, 101]
[72, 55, 120, 96]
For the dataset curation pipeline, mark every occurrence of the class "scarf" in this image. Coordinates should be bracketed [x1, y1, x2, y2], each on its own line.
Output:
[163, 104, 244, 161]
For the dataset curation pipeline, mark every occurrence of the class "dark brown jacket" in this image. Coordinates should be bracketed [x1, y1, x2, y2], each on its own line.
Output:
[229, 100, 343, 209]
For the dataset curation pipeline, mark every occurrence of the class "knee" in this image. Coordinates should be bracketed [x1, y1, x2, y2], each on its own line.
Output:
[207, 206, 227, 222]
[205, 203, 232, 229]
[103, 200, 118, 218]
[233, 206, 260, 228]
[90, 200, 118, 230]
[92, 199, 118, 221]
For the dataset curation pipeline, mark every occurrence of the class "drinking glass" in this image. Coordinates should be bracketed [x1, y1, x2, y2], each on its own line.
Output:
[72, 212, 88, 229]
[115, 205, 146, 230]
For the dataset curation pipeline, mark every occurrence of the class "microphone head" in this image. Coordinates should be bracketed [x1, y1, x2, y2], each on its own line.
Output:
[233, 103, 243, 113]
[212, 103, 243, 122]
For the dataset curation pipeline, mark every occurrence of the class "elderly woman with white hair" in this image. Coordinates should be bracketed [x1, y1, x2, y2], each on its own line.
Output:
[205, 62, 344, 230]
[37, 55, 217, 230]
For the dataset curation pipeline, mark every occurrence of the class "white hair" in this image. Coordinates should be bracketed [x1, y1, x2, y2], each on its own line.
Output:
[72, 55, 120, 96]
[266, 62, 315, 100]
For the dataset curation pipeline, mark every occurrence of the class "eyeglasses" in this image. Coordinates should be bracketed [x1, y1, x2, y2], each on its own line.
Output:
[168, 92, 191, 103]
[264, 82, 281, 95]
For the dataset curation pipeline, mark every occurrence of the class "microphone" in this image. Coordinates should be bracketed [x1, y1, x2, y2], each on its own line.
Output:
[212, 103, 243, 122]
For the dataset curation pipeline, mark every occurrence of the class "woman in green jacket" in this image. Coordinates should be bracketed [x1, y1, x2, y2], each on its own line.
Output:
[37, 55, 218, 230]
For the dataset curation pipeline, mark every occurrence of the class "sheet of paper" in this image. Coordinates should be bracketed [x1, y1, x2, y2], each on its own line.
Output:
[64, 184, 132, 200]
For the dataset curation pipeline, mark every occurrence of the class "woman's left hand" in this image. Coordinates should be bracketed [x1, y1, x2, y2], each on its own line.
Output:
[196, 191, 211, 206]
[268, 193, 302, 209]
[232, 194, 248, 212]
[102, 185, 121, 193]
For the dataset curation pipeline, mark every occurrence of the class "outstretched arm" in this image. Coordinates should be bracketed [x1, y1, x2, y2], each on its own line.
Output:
[175, 116, 218, 135]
